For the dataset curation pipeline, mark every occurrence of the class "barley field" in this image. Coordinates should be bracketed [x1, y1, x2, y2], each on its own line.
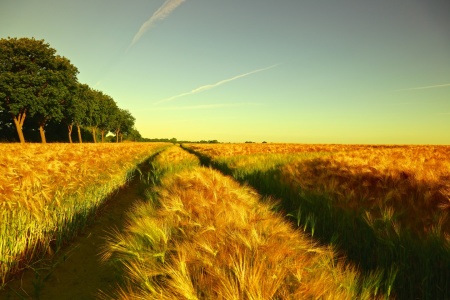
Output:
[101, 145, 384, 299]
[183, 143, 450, 299]
[0, 142, 169, 286]
[185, 143, 450, 237]
[2, 142, 449, 299]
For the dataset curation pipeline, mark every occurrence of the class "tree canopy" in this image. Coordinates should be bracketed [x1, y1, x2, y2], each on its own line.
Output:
[0, 37, 142, 143]
[111, 108, 136, 142]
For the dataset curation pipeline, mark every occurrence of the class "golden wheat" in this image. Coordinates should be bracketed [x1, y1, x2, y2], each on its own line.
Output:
[185, 143, 450, 238]
[280, 146, 450, 237]
[0, 142, 169, 285]
[103, 164, 382, 299]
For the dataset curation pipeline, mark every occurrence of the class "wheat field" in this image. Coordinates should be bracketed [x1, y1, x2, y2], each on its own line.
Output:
[101, 145, 383, 299]
[185, 143, 450, 238]
[2, 143, 449, 299]
[0, 142, 169, 286]
[183, 143, 450, 299]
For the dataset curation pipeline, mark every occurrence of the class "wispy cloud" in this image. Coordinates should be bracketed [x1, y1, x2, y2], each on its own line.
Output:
[395, 83, 450, 92]
[128, 0, 185, 50]
[154, 64, 279, 104]
[147, 102, 262, 111]
[387, 102, 413, 105]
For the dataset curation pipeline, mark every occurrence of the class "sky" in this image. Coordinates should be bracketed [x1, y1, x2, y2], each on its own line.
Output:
[1, 0, 449, 144]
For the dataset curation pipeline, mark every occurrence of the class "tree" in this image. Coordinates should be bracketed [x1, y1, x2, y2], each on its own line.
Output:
[63, 83, 92, 143]
[83, 89, 103, 143]
[98, 94, 118, 143]
[0, 106, 16, 141]
[33, 56, 78, 143]
[118, 110, 135, 142]
[126, 127, 142, 142]
[111, 108, 135, 142]
[0, 37, 78, 143]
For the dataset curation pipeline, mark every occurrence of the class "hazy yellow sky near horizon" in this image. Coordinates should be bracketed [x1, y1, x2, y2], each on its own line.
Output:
[1, 0, 449, 144]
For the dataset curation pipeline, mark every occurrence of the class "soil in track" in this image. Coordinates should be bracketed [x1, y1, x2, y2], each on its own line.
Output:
[0, 162, 154, 300]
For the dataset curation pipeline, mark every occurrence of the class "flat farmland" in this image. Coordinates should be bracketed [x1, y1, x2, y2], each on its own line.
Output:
[0, 142, 169, 288]
[1, 143, 449, 299]
[100, 145, 383, 299]
[183, 143, 450, 299]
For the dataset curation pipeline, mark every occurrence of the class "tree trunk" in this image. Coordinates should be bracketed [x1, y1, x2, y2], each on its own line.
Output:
[120, 133, 123, 143]
[101, 130, 105, 143]
[77, 124, 83, 143]
[39, 125, 47, 144]
[115, 129, 120, 143]
[12, 111, 27, 143]
[68, 124, 73, 143]
[92, 127, 97, 143]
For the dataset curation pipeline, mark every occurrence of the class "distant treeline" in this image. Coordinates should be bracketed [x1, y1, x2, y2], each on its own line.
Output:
[0, 37, 141, 143]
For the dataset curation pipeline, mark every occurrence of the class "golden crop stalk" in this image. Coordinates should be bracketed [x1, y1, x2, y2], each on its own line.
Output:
[0, 142, 169, 285]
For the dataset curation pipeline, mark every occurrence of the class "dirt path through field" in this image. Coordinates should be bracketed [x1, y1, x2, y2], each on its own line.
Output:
[0, 164, 151, 300]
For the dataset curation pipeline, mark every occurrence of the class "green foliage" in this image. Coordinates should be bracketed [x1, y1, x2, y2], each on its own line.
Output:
[98, 94, 118, 132]
[0, 37, 79, 142]
[0, 37, 138, 143]
[64, 83, 90, 127]
[110, 108, 136, 142]
[125, 127, 143, 142]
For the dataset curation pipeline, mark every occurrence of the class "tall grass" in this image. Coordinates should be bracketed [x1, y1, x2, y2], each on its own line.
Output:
[101, 146, 385, 299]
[0, 142, 169, 287]
[183, 143, 450, 299]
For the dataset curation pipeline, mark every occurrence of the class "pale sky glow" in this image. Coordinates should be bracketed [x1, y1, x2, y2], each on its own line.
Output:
[1, 0, 449, 144]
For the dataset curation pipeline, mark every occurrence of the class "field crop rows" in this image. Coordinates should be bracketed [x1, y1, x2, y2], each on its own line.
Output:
[183, 143, 450, 299]
[2, 143, 449, 299]
[0, 142, 169, 286]
[101, 145, 384, 299]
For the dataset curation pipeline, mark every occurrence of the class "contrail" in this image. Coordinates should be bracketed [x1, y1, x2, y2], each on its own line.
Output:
[395, 83, 450, 92]
[154, 64, 280, 104]
[147, 102, 262, 111]
[128, 0, 185, 50]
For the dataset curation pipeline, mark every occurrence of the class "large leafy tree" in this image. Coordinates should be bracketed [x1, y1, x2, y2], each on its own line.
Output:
[83, 89, 102, 143]
[126, 127, 142, 142]
[111, 108, 135, 142]
[0, 37, 78, 143]
[98, 93, 119, 143]
[63, 83, 92, 143]
[34, 56, 78, 143]
[84, 89, 119, 143]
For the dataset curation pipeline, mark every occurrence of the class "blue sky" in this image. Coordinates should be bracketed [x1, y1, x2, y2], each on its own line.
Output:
[1, 0, 449, 144]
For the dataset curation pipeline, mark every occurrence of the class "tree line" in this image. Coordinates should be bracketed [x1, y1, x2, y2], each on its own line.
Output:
[0, 37, 141, 143]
